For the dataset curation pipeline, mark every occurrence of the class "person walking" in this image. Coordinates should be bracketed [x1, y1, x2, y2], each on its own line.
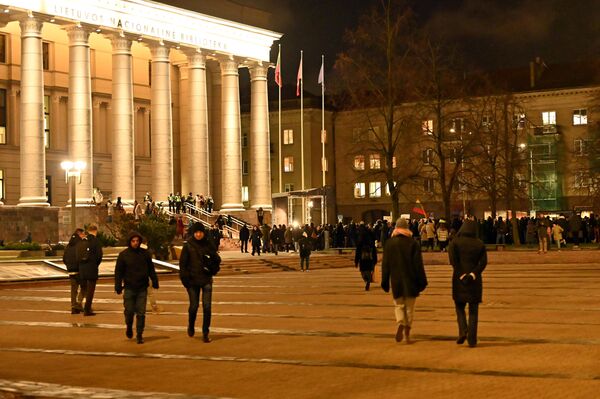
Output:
[448, 220, 487, 348]
[63, 228, 86, 314]
[78, 224, 103, 316]
[298, 232, 312, 272]
[179, 223, 221, 343]
[354, 224, 377, 290]
[256, 206, 264, 225]
[239, 223, 250, 253]
[114, 232, 159, 344]
[551, 222, 564, 251]
[381, 218, 428, 343]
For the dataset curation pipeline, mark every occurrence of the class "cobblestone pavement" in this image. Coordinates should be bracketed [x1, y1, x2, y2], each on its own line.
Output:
[0, 251, 599, 398]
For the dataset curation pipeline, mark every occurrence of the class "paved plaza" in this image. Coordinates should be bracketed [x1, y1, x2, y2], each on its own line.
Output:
[0, 251, 599, 398]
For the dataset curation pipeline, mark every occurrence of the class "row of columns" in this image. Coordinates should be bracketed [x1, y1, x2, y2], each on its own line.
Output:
[16, 15, 272, 211]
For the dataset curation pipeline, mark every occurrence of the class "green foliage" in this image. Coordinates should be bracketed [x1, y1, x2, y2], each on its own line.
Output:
[0, 242, 42, 251]
[137, 213, 176, 260]
[51, 243, 65, 250]
[96, 230, 118, 247]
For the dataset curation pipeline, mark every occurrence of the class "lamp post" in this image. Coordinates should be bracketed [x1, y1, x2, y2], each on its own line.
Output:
[61, 161, 86, 234]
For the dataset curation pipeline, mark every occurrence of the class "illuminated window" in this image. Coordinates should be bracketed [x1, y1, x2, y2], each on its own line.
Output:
[353, 155, 365, 170]
[369, 154, 381, 169]
[450, 118, 464, 134]
[283, 129, 294, 144]
[542, 111, 556, 125]
[284, 183, 294, 192]
[44, 95, 50, 148]
[422, 119, 433, 135]
[513, 113, 526, 129]
[385, 182, 396, 196]
[242, 186, 249, 202]
[354, 182, 366, 198]
[284, 156, 294, 172]
[369, 182, 381, 198]
[573, 109, 587, 126]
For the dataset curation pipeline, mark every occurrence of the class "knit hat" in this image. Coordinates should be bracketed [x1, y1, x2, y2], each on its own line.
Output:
[395, 218, 409, 229]
[189, 222, 205, 234]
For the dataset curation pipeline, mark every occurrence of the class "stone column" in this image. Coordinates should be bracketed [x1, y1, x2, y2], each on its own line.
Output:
[66, 25, 93, 205]
[249, 64, 272, 210]
[110, 35, 135, 205]
[18, 17, 49, 207]
[150, 44, 174, 204]
[219, 59, 244, 211]
[186, 51, 210, 197]
[209, 64, 222, 208]
[178, 65, 189, 194]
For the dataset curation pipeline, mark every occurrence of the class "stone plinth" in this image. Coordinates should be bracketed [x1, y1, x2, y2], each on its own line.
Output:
[0, 206, 59, 243]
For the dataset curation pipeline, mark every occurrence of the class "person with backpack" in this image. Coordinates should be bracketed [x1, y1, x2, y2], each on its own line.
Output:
[114, 232, 159, 344]
[355, 224, 377, 290]
[78, 224, 103, 316]
[298, 232, 312, 272]
[63, 228, 86, 314]
[179, 222, 221, 343]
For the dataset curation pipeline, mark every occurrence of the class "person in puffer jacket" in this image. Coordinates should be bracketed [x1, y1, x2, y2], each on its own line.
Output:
[179, 222, 221, 343]
[114, 231, 159, 344]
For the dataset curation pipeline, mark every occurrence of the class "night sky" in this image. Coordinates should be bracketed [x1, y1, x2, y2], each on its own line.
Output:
[162, 0, 600, 95]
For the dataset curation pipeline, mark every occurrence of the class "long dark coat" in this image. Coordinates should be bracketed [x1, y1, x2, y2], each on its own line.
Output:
[78, 234, 103, 280]
[448, 221, 487, 303]
[179, 237, 221, 287]
[354, 227, 377, 272]
[381, 234, 427, 298]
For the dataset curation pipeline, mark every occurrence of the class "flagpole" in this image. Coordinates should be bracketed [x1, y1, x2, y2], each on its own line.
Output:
[320, 54, 326, 225]
[300, 50, 305, 224]
[278, 44, 282, 194]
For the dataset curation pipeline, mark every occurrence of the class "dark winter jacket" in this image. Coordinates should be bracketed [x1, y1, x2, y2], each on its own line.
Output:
[250, 228, 262, 246]
[63, 234, 82, 273]
[179, 236, 221, 288]
[298, 236, 312, 258]
[114, 232, 158, 292]
[354, 228, 377, 271]
[448, 220, 487, 303]
[78, 234, 103, 280]
[239, 225, 250, 241]
[381, 232, 427, 298]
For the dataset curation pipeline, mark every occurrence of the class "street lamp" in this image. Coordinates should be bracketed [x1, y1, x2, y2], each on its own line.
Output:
[61, 160, 86, 234]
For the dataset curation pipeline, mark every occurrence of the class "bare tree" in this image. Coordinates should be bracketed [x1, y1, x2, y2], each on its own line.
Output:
[333, 0, 423, 219]
[411, 38, 477, 220]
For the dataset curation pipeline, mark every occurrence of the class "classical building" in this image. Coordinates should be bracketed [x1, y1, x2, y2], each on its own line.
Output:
[0, 0, 280, 215]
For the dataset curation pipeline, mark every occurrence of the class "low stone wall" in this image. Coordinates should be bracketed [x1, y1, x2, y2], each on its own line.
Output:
[0, 206, 60, 243]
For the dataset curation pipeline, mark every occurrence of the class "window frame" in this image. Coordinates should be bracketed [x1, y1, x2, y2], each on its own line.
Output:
[573, 109, 587, 126]
[369, 182, 382, 198]
[542, 111, 556, 126]
[369, 153, 381, 170]
[283, 129, 294, 145]
[353, 155, 365, 170]
[283, 156, 294, 173]
[354, 182, 366, 198]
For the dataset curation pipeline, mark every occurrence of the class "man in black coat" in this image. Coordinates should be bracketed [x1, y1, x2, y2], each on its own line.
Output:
[179, 222, 221, 343]
[448, 220, 487, 347]
[354, 224, 377, 290]
[63, 228, 86, 314]
[381, 218, 427, 343]
[239, 224, 250, 253]
[114, 232, 159, 344]
[78, 224, 103, 316]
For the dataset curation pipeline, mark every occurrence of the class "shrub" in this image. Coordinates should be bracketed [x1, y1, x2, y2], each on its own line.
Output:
[138, 213, 176, 260]
[96, 230, 118, 247]
[0, 242, 42, 251]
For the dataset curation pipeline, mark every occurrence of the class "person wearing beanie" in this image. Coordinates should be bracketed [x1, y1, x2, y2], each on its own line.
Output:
[114, 232, 159, 344]
[381, 217, 427, 343]
[179, 222, 221, 343]
[448, 220, 487, 348]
